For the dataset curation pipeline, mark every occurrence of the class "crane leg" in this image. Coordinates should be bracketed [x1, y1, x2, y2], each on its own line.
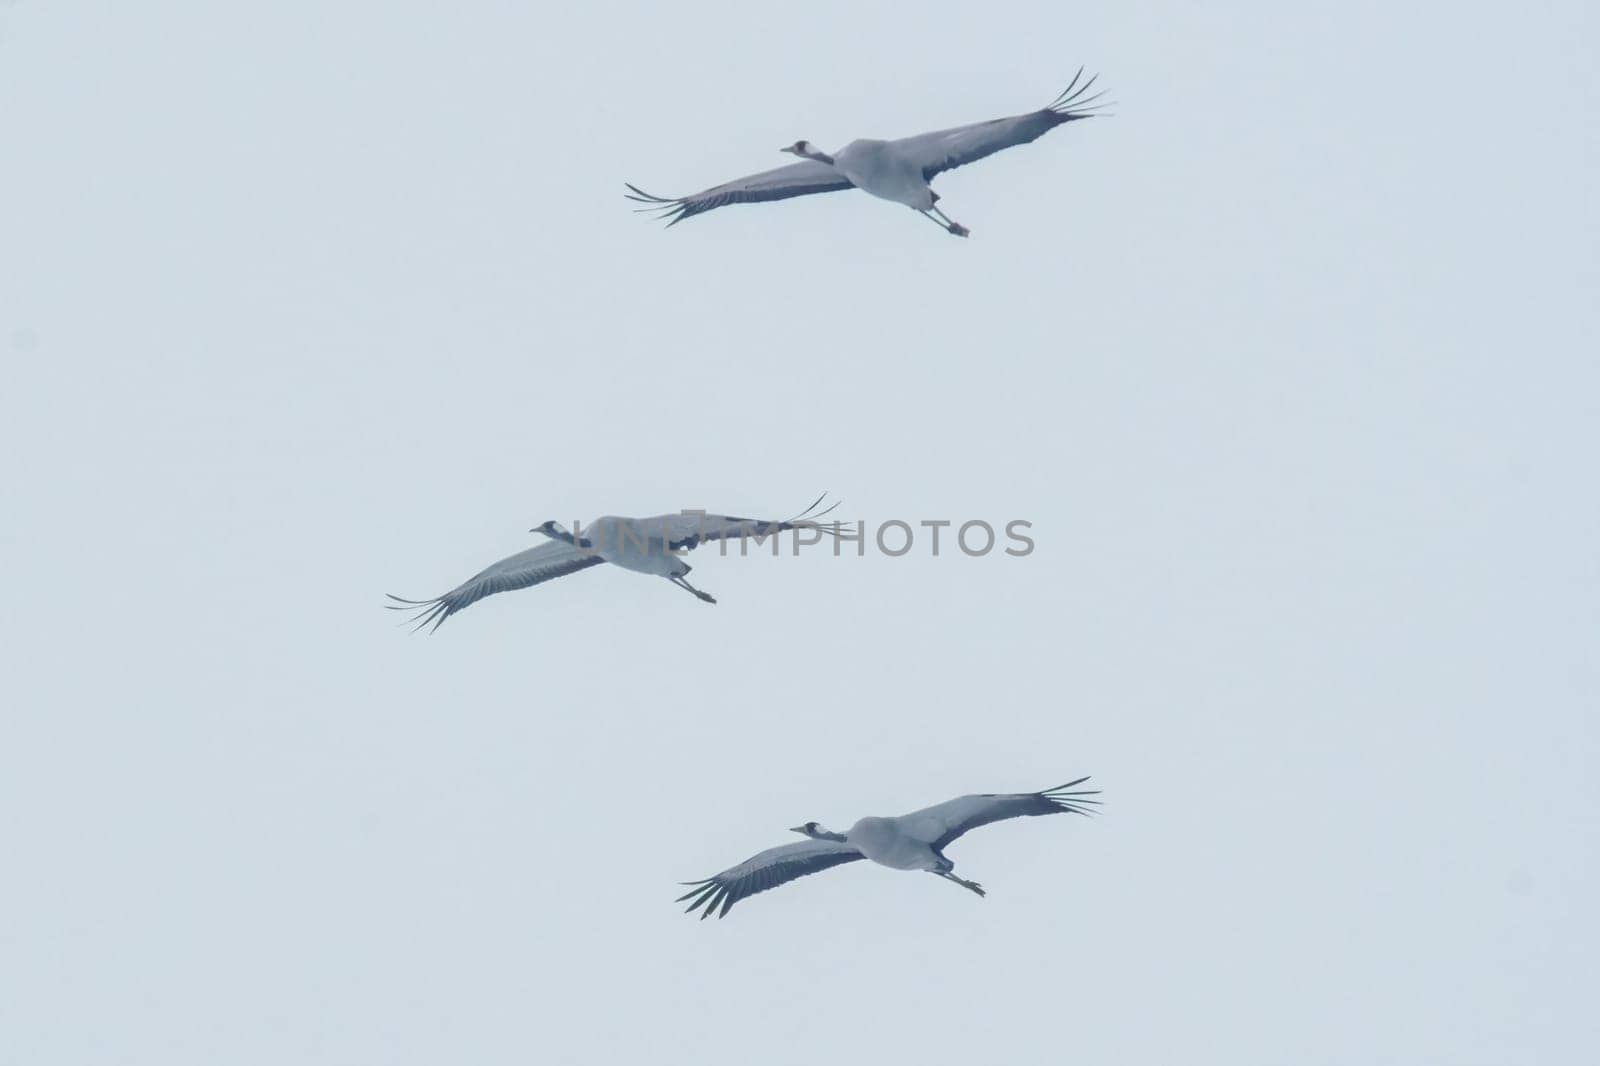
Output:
[934, 871, 986, 898]
[930, 205, 970, 237]
[669, 574, 717, 604]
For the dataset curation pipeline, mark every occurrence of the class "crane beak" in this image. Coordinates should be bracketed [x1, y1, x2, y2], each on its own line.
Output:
[788, 825, 807, 834]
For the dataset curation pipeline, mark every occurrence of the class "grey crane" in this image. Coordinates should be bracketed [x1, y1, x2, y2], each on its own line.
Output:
[678, 778, 1100, 919]
[627, 70, 1109, 237]
[387, 496, 837, 631]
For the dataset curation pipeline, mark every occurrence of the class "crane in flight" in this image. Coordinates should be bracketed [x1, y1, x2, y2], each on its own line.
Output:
[627, 69, 1109, 237]
[678, 778, 1100, 919]
[387, 495, 838, 631]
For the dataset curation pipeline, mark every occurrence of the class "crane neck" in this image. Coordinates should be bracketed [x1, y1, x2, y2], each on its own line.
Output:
[802, 148, 836, 167]
[537, 523, 594, 550]
[535, 524, 579, 546]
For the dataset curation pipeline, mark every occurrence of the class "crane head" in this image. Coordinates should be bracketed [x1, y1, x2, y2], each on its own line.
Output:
[781, 140, 814, 157]
[791, 821, 847, 842]
[532, 520, 591, 549]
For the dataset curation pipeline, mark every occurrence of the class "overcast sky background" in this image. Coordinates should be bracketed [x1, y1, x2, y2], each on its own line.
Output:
[2, 2, 1596, 1063]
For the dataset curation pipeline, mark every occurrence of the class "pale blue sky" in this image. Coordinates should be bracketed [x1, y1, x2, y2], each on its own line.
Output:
[1, 2, 1596, 1063]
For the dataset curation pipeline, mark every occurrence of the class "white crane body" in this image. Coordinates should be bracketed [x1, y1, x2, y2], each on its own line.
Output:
[832, 140, 937, 211]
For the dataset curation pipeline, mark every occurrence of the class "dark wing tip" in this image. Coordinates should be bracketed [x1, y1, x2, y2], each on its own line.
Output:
[383, 593, 452, 633]
[624, 183, 692, 227]
[677, 874, 743, 921]
[623, 182, 677, 203]
[1047, 72, 1113, 120]
[1040, 776, 1102, 816]
[676, 873, 746, 920]
[780, 492, 843, 536]
[676, 879, 719, 912]
[786, 491, 839, 523]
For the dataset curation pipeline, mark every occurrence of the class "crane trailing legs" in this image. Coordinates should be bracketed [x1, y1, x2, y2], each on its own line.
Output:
[668, 570, 716, 604]
[912, 195, 970, 236]
[929, 207, 970, 237]
[935, 866, 986, 897]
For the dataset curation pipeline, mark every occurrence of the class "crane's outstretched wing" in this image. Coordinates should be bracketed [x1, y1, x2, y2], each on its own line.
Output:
[891, 69, 1110, 183]
[647, 493, 841, 552]
[899, 778, 1101, 851]
[386, 540, 604, 633]
[677, 838, 865, 920]
[625, 160, 853, 227]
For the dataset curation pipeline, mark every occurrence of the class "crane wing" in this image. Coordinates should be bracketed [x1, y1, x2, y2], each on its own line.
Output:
[890, 69, 1109, 183]
[625, 160, 853, 226]
[677, 838, 865, 920]
[630, 494, 839, 552]
[651, 513, 817, 552]
[898, 778, 1101, 851]
[385, 540, 604, 632]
